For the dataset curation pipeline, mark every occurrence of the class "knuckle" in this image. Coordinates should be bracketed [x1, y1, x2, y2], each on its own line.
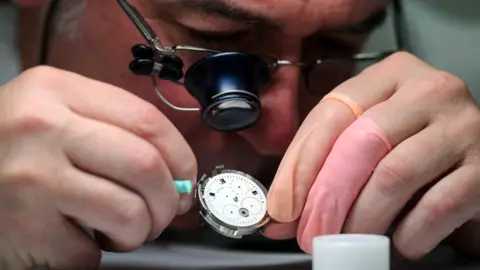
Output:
[473, 116, 480, 147]
[19, 65, 63, 90]
[2, 161, 44, 188]
[1, 67, 68, 135]
[420, 71, 469, 101]
[111, 197, 150, 250]
[133, 147, 163, 174]
[420, 195, 459, 225]
[376, 51, 424, 72]
[473, 107, 480, 124]
[360, 51, 431, 81]
[117, 239, 144, 253]
[452, 107, 480, 152]
[458, 105, 480, 125]
[373, 159, 411, 196]
[465, 106, 480, 134]
[385, 51, 417, 64]
[114, 196, 148, 229]
[6, 111, 59, 134]
[132, 104, 165, 138]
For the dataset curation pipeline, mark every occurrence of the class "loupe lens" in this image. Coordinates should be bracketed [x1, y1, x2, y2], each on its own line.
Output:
[183, 52, 270, 132]
[204, 97, 261, 131]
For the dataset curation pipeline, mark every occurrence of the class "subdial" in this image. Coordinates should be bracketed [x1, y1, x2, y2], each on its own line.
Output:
[240, 197, 263, 215]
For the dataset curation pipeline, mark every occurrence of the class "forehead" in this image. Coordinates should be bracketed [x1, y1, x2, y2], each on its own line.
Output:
[174, 0, 388, 35]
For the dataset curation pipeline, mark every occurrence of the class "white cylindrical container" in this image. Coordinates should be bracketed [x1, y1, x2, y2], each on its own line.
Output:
[312, 234, 390, 270]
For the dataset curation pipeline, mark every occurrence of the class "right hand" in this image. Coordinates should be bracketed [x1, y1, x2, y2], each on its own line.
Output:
[0, 66, 197, 269]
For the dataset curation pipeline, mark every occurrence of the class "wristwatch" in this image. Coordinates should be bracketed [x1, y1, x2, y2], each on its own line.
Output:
[195, 165, 271, 239]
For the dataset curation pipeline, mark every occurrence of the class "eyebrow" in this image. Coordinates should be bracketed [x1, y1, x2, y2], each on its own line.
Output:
[177, 0, 278, 26]
[176, 0, 387, 33]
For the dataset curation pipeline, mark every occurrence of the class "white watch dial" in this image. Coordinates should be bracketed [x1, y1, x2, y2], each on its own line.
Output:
[202, 172, 267, 227]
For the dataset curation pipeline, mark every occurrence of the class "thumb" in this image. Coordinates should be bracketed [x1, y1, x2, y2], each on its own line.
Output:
[267, 102, 355, 223]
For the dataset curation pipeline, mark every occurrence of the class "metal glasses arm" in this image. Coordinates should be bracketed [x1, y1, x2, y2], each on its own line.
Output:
[274, 50, 395, 68]
[316, 51, 395, 64]
[172, 45, 221, 54]
[117, 0, 160, 49]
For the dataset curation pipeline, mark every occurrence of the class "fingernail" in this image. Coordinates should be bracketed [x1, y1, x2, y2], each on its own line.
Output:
[174, 180, 194, 215]
[174, 180, 193, 194]
[173, 180, 194, 215]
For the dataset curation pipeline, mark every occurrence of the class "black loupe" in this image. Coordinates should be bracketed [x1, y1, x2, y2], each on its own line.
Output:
[183, 52, 271, 132]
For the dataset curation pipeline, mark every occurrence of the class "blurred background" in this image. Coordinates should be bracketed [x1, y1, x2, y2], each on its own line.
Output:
[364, 0, 480, 102]
[0, 2, 19, 84]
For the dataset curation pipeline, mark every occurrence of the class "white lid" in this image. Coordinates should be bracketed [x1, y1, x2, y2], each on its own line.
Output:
[312, 234, 390, 270]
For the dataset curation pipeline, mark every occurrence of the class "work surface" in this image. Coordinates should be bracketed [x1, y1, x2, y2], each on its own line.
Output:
[99, 242, 479, 270]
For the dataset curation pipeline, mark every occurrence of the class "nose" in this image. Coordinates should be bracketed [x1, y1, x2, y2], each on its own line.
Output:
[238, 63, 302, 156]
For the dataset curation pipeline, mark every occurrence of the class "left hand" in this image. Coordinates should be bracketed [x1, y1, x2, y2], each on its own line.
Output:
[264, 52, 480, 260]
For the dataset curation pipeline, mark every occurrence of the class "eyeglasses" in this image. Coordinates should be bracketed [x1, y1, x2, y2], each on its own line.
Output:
[117, 0, 404, 132]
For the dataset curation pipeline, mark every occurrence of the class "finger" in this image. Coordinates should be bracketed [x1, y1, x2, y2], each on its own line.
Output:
[343, 122, 464, 234]
[56, 167, 151, 251]
[267, 52, 434, 223]
[62, 115, 182, 238]
[51, 68, 197, 185]
[41, 216, 101, 270]
[262, 221, 297, 240]
[392, 165, 480, 260]
[296, 116, 392, 253]
[296, 95, 434, 253]
[267, 101, 357, 223]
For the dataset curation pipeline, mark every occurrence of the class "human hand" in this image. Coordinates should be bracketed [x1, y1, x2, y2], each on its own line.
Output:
[265, 52, 480, 260]
[0, 66, 197, 269]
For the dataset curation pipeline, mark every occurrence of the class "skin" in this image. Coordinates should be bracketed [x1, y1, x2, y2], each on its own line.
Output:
[0, 0, 478, 269]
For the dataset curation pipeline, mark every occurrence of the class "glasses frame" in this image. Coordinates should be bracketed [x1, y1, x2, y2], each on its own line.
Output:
[116, 0, 405, 111]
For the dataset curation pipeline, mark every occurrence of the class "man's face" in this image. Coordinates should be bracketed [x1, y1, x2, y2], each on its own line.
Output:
[46, 0, 388, 181]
